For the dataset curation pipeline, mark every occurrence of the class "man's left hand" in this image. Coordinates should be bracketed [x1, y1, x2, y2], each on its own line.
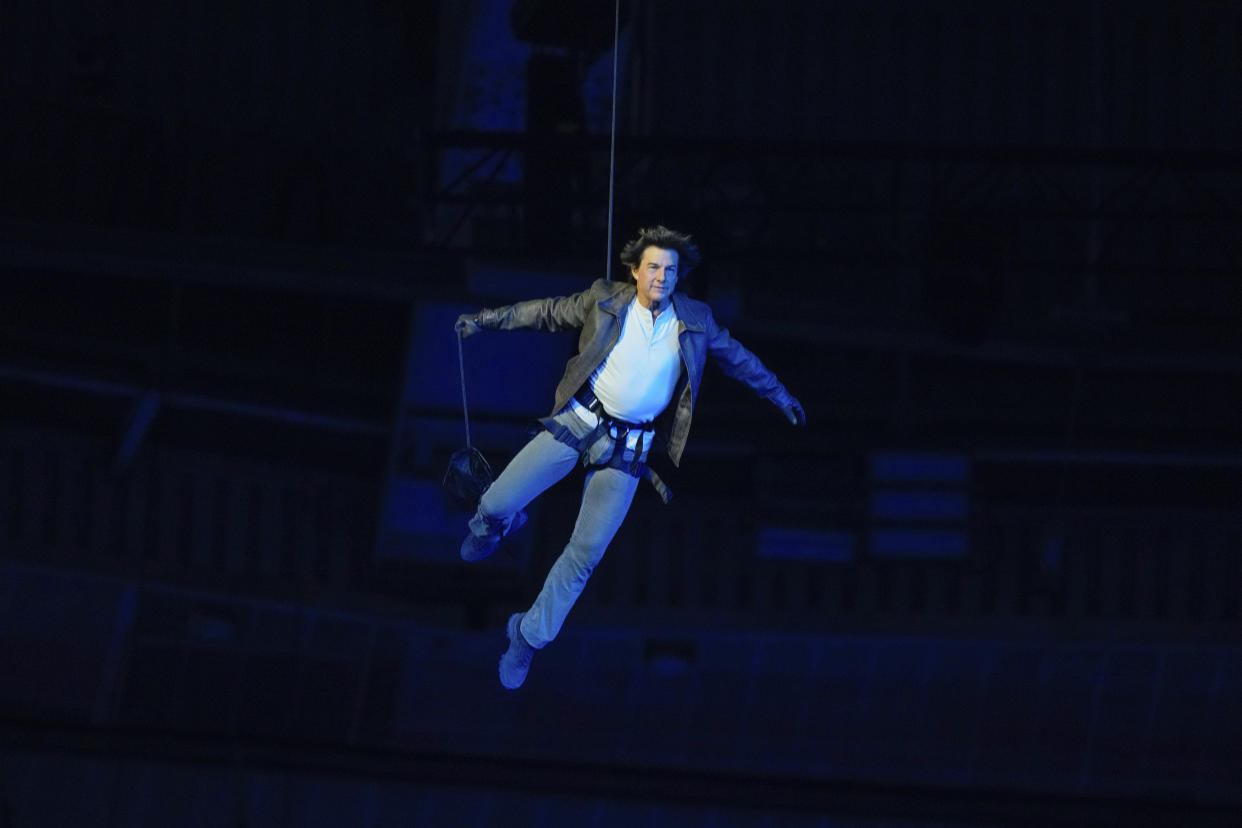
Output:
[782, 398, 806, 426]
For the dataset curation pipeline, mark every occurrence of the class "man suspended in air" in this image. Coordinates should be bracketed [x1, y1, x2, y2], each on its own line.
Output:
[455, 225, 805, 689]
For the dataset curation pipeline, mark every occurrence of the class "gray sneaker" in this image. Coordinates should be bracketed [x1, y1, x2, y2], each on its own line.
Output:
[498, 612, 535, 690]
[460, 510, 528, 562]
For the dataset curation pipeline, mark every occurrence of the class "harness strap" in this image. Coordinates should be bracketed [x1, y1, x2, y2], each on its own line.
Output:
[574, 384, 654, 432]
[538, 413, 673, 505]
[574, 384, 657, 478]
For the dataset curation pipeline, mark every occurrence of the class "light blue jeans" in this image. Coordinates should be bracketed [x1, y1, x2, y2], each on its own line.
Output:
[467, 406, 648, 649]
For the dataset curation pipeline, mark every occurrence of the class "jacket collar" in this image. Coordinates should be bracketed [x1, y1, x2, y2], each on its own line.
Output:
[598, 282, 636, 316]
[671, 291, 707, 332]
[598, 282, 706, 332]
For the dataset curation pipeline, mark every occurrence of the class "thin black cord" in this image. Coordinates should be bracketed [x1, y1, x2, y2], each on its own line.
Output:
[457, 329, 471, 450]
[605, 0, 621, 280]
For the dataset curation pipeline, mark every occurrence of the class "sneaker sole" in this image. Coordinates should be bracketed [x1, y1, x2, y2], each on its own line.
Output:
[500, 612, 529, 690]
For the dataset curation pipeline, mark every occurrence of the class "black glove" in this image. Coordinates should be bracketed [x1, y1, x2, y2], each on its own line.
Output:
[455, 313, 482, 339]
[782, 398, 806, 426]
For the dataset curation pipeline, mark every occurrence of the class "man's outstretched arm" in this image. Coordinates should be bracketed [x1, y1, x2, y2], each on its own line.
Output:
[705, 316, 806, 426]
[455, 287, 598, 337]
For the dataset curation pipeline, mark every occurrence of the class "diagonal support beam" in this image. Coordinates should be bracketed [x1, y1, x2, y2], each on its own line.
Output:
[113, 390, 161, 471]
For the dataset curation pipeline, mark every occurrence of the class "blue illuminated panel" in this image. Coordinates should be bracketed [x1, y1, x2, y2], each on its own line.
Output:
[406, 303, 570, 416]
[382, 477, 457, 538]
[758, 528, 856, 562]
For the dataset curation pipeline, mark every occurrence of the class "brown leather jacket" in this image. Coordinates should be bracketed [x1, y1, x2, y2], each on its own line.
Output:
[474, 279, 798, 467]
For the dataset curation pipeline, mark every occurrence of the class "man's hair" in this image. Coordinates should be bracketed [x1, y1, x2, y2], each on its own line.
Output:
[619, 225, 702, 278]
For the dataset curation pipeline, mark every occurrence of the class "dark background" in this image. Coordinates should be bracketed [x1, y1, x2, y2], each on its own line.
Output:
[2, 1, 1240, 825]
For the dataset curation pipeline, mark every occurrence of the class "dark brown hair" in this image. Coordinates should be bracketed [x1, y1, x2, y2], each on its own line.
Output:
[619, 225, 702, 279]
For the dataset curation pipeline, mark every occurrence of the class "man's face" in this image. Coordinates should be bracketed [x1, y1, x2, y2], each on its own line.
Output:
[632, 246, 679, 310]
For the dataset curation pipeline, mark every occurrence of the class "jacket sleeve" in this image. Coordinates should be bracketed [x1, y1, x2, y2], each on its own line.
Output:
[472, 285, 598, 333]
[705, 314, 798, 408]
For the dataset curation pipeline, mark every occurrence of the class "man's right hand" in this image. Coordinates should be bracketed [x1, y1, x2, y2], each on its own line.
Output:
[782, 397, 807, 426]
[455, 313, 482, 339]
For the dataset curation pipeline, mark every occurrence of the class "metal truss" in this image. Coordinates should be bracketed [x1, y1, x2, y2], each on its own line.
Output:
[425, 130, 1242, 326]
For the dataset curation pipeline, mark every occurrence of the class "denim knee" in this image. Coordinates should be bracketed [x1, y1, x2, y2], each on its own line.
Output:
[564, 538, 606, 577]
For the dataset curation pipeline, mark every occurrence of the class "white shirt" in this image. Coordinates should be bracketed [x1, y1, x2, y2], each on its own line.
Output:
[588, 298, 681, 424]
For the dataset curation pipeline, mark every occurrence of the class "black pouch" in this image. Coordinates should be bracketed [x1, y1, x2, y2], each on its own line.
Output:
[441, 446, 493, 510]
